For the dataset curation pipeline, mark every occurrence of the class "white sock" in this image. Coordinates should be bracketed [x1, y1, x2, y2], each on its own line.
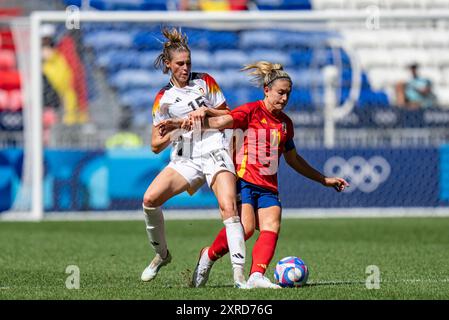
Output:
[143, 204, 168, 258]
[200, 248, 214, 267]
[223, 216, 246, 282]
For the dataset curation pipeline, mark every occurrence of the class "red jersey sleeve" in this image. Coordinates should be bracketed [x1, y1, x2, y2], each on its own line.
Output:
[283, 116, 296, 152]
[287, 116, 294, 140]
[230, 103, 253, 130]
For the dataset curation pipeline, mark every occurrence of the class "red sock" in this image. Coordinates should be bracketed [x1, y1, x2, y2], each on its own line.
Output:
[250, 230, 278, 275]
[208, 228, 228, 261]
[208, 227, 253, 261]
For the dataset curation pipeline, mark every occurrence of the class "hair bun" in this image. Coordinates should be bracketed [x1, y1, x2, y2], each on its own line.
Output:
[272, 63, 283, 71]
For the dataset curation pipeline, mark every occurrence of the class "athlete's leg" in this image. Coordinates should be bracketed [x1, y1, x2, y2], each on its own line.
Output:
[208, 204, 255, 261]
[211, 171, 247, 287]
[246, 205, 282, 289]
[141, 167, 190, 281]
[192, 203, 255, 287]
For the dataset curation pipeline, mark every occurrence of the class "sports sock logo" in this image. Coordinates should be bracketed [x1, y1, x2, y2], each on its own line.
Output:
[232, 253, 244, 259]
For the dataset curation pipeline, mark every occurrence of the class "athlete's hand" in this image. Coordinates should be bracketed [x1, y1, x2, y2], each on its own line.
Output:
[180, 118, 192, 131]
[188, 107, 208, 125]
[158, 118, 187, 136]
[323, 177, 349, 192]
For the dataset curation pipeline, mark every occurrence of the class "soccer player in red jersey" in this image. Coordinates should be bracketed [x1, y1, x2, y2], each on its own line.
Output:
[141, 28, 247, 288]
[186, 61, 349, 288]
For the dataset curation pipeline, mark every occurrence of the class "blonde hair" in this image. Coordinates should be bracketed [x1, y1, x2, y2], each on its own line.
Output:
[241, 61, 292, 88]
[154, 27, 190, 74]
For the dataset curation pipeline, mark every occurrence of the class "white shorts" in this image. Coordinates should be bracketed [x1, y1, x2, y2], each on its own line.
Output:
[168, 149, 235, 195]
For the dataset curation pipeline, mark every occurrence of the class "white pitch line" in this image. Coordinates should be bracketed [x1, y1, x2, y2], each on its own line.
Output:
[308, 279, 449, 285]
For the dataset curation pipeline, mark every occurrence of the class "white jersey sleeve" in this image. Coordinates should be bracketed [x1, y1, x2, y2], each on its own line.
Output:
[200, 73, 226, 109]
[152, 88, 170, 126]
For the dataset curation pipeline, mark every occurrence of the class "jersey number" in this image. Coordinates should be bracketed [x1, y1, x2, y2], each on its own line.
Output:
[188, 96, 206, 110]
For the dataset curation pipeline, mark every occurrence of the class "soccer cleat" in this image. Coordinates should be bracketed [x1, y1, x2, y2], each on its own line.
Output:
[234, 280, 249, 289]
[141, 250, 172, 282]
[192, 247, 215, 287]
[233, 266, 248, 289]
[247, 272, 281, 289]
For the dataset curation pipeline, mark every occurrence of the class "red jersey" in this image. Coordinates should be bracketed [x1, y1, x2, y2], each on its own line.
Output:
[231, 100, 295, 193]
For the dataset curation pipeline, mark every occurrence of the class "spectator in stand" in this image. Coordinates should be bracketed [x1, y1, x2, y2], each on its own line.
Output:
[395, 63, 438, 110]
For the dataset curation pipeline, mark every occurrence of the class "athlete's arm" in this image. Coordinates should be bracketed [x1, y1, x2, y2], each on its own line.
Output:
[189, 102, 231, 123]
[203, 103, 252, 130]
[151, 124, 171, 154]
[283, 148, 349, 192]
[203, 114, 234, 129]
[157, 118, 192, 136]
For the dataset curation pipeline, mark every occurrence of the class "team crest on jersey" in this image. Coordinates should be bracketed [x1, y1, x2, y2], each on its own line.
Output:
[282, 122, 287, 133]
[199, 87, 205, 95]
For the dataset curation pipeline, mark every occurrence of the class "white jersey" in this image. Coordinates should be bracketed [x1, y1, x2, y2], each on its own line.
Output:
[152, 72, 231, 160]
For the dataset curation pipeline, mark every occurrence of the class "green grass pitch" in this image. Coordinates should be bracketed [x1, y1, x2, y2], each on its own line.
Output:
[1, 217, 448, 300]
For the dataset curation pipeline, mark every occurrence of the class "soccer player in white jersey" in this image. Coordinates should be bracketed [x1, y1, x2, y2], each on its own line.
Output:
[140, 27, 247, 288]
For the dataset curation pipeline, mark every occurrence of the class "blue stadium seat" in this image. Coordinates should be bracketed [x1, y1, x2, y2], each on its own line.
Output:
[97, 50, 148, 70]
[277, 31, 333, 49]
[213, 50, 249, 68]
[288, 89, 314, 110]
[206, 31, 239, 50]
[212, 70, 248, 89]
[84, 23, 391, 114]
[292, 47, 350, 68]
[207, 70, 228, 88]
[138, 50, 161, 69]
[181, 28, 210, 50]
[63, 0, 167, 11]
[255, 0, 312, 10]
[109, 69, 167, 91]
[340, 87, 350, 105]
[182, 30, 239, 50]
[360, 73, 371, 90]
[84, 31, 133, 50]
[357, 90, 390, 108]
[239, 30, 281, 49]
[133, 107, 152, 128]
[223, 88, 263, 107]
[133, 31, 164, 50]
[313, 47, 336, 67]
[248, 49, 292, 67]
[246, 88, 264, 103]
[373, 92, 390, 108]
[119, 88, 159, 110]
[290, 49, 314, 67]
[191, 50, 212, 70]
[222, 89, 239, 108]
[289, 69, 323, 89]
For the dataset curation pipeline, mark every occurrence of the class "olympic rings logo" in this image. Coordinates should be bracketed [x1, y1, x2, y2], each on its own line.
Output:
[324, 156, 391, 193]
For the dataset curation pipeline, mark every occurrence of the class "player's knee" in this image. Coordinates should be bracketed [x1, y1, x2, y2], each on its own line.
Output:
[266, 221, 280, 234]
[219, 201, 237, 219]
[143, 192, 161, 208]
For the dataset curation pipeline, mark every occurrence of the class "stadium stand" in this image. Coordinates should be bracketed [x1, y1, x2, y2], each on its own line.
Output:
[1, 0, 449, 148]
[0, 0, 449, 216]
[0, 8, 23, 138]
